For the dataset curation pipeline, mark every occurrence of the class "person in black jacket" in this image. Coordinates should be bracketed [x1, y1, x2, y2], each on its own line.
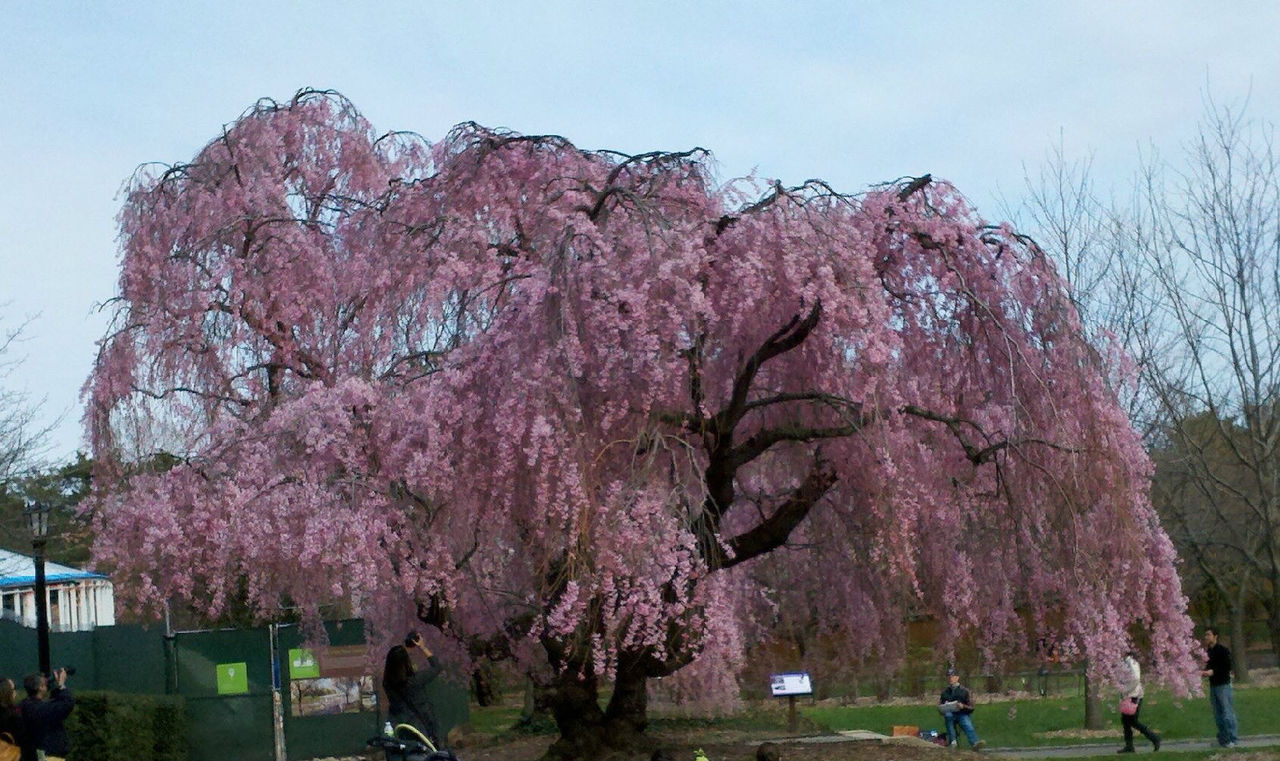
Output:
[383, 632, 443, 747]
[1200, 628, 1239, 747]
[20, 669, 74, 761]
[939, 668, 985, 750]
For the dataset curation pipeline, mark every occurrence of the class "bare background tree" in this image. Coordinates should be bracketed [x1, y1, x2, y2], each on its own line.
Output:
[1019, 96, 1280, 687]
[0, 311, 55, 572]
[1129, 97, 1280, 671]
[1149, 412, 1260, 683]
[1012, 138, 1165, 434]
[1011, 140, 1162, 728]
[0, 312, 51, 487]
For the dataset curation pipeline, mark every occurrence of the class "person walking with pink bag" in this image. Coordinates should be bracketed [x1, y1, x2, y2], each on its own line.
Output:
[1117, 651, 1160, 753]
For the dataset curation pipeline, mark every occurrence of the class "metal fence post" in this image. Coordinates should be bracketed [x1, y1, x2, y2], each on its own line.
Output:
[270, 623, 287, 761]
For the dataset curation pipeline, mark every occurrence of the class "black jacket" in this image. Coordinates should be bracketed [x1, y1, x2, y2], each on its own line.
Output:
[386, 656, 443, 744]
[940, 684, 974, 715]
[20, 687, 74, 758]
[1205, 644, 1232, 687]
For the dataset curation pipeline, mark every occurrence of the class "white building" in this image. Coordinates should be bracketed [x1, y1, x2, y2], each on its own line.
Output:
[0, 548, 115, 631]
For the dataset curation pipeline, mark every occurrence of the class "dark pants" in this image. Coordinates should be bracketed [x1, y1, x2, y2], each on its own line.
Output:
[1122, 698, 1159, 749]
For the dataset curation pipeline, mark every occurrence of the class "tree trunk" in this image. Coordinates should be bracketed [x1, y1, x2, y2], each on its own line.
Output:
[1267, 601, 1280, 670]
[875, 673, 892, 701]
[472, 663, 498, 706]
[1229, 597, 1250, 684]
[1082, 666, 1105, 730]
[539, 675, 608, 761]
[539, 666, 651, 761]
[517, 674, 540, 727]
[603, 662, 650, 744]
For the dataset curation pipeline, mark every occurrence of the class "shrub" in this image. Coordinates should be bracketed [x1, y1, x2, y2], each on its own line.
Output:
[66, 691, 186, 761]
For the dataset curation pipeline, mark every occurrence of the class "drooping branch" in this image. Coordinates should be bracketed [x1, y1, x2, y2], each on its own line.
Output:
[899, 404, 1010, 465]
[130, 384, 253, 409]
[708, 454, 839, 570]
[582, 148, 708, 223]
[715, 180, 786, 234]
[714, 301, 823, 442]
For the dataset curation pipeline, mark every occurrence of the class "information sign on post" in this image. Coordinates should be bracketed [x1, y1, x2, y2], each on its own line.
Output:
[770, 672, 812, 732]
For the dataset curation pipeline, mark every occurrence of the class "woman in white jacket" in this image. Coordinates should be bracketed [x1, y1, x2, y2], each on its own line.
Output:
[1117, 651, 1161, 753]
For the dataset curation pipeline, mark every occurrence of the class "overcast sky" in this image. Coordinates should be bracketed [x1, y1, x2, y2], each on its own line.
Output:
[3, 1, 1279, 462]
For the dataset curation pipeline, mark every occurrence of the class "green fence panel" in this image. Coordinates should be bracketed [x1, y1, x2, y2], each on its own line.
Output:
[175, 628, 274, 761]
[0, 620, 164, 696]
[92, 624, 166, 694]
[2, 617, 460, 761]
[56, 629, 96, 686]
[0, 620, 93, 686]
[278, 620, 377, 760]
[0, 619, 36, 680]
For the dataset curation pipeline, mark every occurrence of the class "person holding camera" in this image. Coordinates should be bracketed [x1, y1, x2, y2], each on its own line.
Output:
[20, 668, 74, 761]
[382, 632, 443, 747]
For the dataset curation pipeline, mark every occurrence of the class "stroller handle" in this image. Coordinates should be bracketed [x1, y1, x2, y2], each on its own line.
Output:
[394, 722, 437, 752]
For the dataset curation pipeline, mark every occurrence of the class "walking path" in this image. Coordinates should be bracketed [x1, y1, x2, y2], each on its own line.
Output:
[763, 732, 1280, 758]
[997, 735, 1280, 758]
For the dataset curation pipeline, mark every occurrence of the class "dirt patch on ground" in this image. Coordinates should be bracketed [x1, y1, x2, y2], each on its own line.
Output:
[450, 732, 963, 761]
[447, 733, 1280, 761]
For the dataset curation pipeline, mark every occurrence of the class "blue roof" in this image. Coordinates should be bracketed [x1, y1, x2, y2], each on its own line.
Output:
[0, 572, 107, 589]
[0, 549, 107, 589]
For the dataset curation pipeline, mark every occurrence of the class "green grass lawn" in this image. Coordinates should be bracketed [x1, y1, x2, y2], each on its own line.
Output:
[467, 704, 530, 736]
[801, 686, 1280, 747]
[464, 685, 1279, 750]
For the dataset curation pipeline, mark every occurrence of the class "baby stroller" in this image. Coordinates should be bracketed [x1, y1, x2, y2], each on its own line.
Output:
[367, 722, 458, 761]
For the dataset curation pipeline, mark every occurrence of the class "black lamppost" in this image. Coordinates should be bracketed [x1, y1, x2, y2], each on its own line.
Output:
[24, 500, 51, 676]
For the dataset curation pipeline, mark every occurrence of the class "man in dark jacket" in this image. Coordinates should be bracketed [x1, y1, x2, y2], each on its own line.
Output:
[1200, 628, 1239, 747]
[939, 668, 985, 750]
[20, 669, 74, 761]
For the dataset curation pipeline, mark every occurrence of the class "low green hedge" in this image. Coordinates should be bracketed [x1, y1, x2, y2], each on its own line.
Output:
[66, 691, 187, 761]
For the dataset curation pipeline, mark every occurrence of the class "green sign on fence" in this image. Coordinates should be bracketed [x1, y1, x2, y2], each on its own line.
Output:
[288, 648, 320, 679]
[216, 662, 249, 694]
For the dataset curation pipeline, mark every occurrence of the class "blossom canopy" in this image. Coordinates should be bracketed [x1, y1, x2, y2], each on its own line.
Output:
[87, 90, 1199, 753]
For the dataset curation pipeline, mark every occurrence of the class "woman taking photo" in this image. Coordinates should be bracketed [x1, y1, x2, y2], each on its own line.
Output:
[382, 632, 443, 747]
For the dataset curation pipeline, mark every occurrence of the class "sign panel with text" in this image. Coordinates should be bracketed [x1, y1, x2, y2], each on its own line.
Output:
[288, 644, 376, 717]
[769, 671, 813, 697]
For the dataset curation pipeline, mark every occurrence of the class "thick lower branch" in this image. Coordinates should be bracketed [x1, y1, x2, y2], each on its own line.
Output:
[704, 455, 838, 570]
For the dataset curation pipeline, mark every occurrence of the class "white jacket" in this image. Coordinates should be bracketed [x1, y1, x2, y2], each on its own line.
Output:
[1120, 655, 1144, 699]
